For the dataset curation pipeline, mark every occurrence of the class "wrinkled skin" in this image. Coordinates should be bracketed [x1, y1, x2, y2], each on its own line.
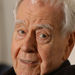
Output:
[11, 0, 74, 75]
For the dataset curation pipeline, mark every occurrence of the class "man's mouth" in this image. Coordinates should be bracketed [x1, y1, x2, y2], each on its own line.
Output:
[19, 58, 39, 66]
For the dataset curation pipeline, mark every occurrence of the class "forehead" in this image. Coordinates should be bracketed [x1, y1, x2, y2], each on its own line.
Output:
[17, 0, 64, 14]
[16, 0, 65, 29]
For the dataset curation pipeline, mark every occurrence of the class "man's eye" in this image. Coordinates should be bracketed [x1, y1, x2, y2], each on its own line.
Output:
[36, 31, 52, 44]
[39, 34, 47, 38]
[16, 30, 26, 40]
[17, 30, 26, 36]
[36, 32, 49, 40]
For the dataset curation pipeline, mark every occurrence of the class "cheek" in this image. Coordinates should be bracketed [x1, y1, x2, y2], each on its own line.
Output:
[11, 41, 18, 59]
[11, 38, 24, 71]
[11, 39, 22, 61]
[11, 32, 23, 59]
[37, 44, 52, 63]
[37, 41, 65, 73]
[37, 41, 64, 63]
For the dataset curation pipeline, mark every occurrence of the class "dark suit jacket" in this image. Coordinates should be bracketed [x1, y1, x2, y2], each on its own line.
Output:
[0, 64, 10, 75]
[3, 60, 75, 75]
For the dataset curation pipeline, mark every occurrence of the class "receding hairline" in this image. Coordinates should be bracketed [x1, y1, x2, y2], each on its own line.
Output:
[14, 0, 65, 24]
[15, 0, 64, 14]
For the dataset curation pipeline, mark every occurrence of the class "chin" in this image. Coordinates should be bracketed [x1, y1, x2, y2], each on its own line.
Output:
[14, 63, 41, 75]
[15, 68, 41, 75]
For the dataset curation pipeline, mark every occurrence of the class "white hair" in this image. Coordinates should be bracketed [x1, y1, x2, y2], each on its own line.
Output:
[63, 0, 75, 35]
[13, 0, 75, 35]
[13, 0, 22, 21]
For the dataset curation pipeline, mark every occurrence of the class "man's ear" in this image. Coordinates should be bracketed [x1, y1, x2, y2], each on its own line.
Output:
[68, 32, 75, 50]
[73, 31, 75, 43]
[63, 32, 75, 60]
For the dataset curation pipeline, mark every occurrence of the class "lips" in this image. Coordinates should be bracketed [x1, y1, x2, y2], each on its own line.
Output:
[20, 59, 38, 64]
[19, 57, 40, 66]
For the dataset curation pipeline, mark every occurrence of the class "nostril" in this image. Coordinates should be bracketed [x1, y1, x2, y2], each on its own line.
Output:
[27, 50, 35, 53]
[22, 48, 36, 53]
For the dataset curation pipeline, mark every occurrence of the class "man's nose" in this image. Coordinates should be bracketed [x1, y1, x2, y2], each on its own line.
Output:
[21, 33, 37, 53]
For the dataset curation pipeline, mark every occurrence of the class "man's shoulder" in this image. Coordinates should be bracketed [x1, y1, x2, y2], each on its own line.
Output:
[3, 67, 16, 75]
[50, 60, 75, 75]
[55, 65, 75, 75]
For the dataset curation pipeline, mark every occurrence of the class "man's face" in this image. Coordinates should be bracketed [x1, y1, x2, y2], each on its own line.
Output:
[11, 0, 69, 75]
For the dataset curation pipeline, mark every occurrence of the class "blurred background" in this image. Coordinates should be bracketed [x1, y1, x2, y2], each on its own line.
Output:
[0, 0, 75, 69]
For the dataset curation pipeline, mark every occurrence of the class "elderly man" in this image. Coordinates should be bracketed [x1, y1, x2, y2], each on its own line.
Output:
[4, 0, 75, 75]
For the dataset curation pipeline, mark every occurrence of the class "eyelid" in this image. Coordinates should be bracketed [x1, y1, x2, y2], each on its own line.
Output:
[36, 28, 51, 35]
[36, 31, 49, 38]
[17, 29, 25, 32]
[15, 24, 25, 29]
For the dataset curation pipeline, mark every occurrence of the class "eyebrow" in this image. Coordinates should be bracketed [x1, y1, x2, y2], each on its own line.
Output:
[15, 19, 25, 25]
[15, 19, 53, 30]
[35, 24, 53, 30]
